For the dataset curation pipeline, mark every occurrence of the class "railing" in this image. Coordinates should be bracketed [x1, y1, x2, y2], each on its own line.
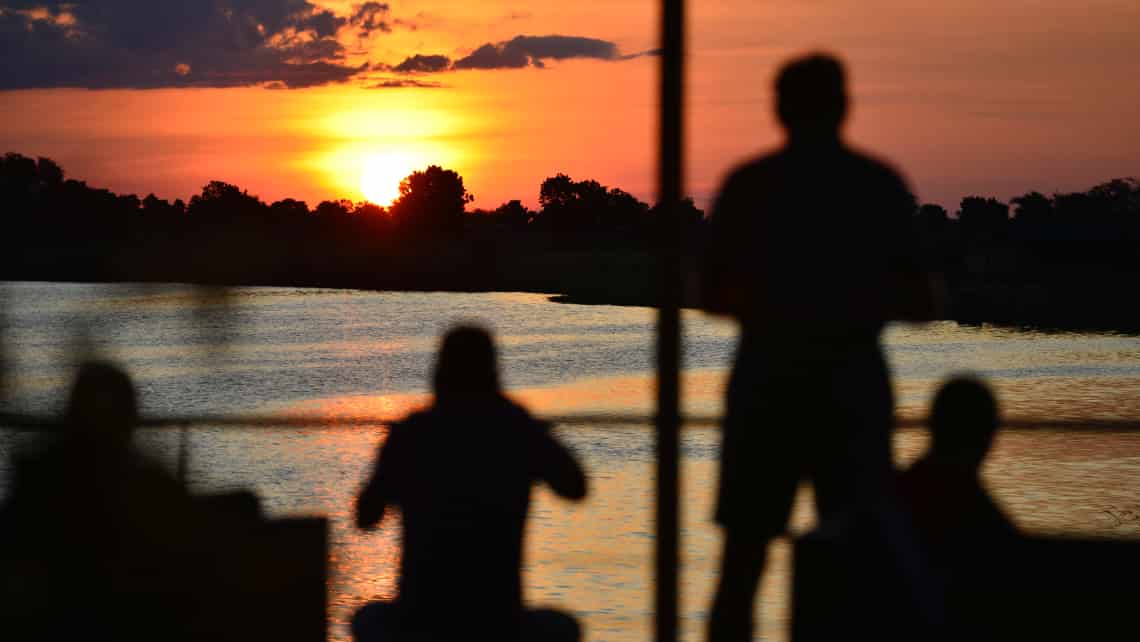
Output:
[7, 412, 1140, 432]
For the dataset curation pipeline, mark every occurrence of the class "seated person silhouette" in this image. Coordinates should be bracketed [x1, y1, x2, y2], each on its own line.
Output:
[898, 377, 1017, 638]
[353, 326, 588, 642]
[899, 377, 1016, 556]
[0, 361, 204, 641]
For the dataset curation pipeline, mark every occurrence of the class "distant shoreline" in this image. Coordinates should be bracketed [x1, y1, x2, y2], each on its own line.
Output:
[6, 271, 1137, 336]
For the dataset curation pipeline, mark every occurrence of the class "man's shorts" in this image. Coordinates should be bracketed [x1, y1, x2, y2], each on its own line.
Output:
[714, 338, 894, 537]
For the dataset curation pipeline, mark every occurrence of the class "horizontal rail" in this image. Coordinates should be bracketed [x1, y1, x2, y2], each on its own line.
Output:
[2, 411, 1140, 433]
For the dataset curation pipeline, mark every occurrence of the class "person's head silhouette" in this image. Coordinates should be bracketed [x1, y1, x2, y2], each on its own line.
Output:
[929, 377, 999, 472]
[775, 53, 848, 144]
[432, 325, 501, 404]
[65, 361, 138, 448]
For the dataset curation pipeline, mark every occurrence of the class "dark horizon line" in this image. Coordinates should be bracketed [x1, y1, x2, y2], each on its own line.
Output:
[6, 151, 1137, 217]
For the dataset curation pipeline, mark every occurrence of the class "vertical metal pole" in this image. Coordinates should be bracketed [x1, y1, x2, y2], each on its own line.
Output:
[656, 1, 684, 641]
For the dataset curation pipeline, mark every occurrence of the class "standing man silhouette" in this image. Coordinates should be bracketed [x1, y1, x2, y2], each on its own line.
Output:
[702, 53, 938, 641]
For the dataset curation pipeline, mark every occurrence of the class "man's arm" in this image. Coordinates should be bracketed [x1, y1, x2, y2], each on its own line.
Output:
[355, 429, 404, 530]
[532, 424, 587, 501]
[701, 172, 753, 319]
[884, 176, 945, 322]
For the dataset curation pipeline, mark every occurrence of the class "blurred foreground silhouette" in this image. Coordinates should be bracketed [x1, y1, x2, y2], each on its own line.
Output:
[899, 378, 1017, 563]
[354, 326, 586, 642]
[794, 376, 1140, 641]
[0, 362, 326, 641]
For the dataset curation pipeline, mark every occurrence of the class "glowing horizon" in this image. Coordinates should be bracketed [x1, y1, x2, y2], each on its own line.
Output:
[1, 1, 1138, 212]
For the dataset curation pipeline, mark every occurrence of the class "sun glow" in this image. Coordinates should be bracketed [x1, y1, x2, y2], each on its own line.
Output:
[360, 152, 417, 205]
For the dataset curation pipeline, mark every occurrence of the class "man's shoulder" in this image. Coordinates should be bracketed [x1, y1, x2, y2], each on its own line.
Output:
[840, 145, 909, 188]
[394, 398, 545, 432]
[721, 149, 787, 184]
[386, 409, 434, 441]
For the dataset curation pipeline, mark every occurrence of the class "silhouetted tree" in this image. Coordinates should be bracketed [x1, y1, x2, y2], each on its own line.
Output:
[351, 201, 395, 245]
[1010, 192, 1051, 224]
[1, 152, 39, 192]
[3, 149, 1136, 332]
[646, 197, 706, 250]
[269, 198, 310, 220]
[1088, 178, 1139, 220]
[607, 188, 650, 228]
[538, 174, 577, 211]
[188, 181, 265, 222]
[36, 157, 64, 186]
[917, 203, 949, 227]
[142, 193, 166, 215]
[957, 196, 1009, 242]
[389, 165, 473, 242]
[117, 194, 140, 213]
[492, 200, 533, 227]
[352, 202, 386, 218]
[538, 173, 652, 247]
[539, 174, 601, 247]
[314, 199, 353, 219]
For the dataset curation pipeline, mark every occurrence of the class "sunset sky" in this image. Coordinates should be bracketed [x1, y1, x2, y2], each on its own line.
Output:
[2, 0, 1138, 211]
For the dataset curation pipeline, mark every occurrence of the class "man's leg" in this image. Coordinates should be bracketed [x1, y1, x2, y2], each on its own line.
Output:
[708, 530, 770, 642]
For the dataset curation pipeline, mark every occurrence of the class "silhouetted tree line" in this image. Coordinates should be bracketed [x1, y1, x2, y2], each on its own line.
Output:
[912, 179, 1140, 330]
[2, 151, 1137, 328]
[0, 153, 706, 285]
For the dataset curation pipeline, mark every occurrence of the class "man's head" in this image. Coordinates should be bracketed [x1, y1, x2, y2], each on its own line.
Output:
[929, 377, 1000, 471]
[65, 361, 138, 446]
[775, 53, 848, 141]
[433, 325, 501, 402]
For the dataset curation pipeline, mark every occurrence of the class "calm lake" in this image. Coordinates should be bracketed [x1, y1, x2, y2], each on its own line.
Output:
[2, 282, 1140, 641]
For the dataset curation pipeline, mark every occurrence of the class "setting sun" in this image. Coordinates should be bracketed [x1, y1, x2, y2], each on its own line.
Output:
[361, 153, 415, 206]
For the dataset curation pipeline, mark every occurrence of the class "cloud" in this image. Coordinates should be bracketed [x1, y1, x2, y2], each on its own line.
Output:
[294, 9, 346, 39]
[624, 48, 663, 60]
[349, 2, 390, 38]
[454, 35, 619, 70]
[1, 6, 655, 90]
[369, 78, 445, 89]
[391, 54, 452, 74]
[388, 34, 648, 75]
[0, 0, 363, 89]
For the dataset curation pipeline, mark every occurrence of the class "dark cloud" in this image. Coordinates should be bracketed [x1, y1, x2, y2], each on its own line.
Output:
[280, 38, 347, 64]
[454, 42, 531, 70]
[349, 2, 390, 37]
[294, 9, 346, 39]
[391, 34, 644, 74]
[454, 35, 620, 70]
[625, 48, 663, 59]
[369, 78, 445, 89]
[0, 0, 362, 89]
[391, 54, 452, 74]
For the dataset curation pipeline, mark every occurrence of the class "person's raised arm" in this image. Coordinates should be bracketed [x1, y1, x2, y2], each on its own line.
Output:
[355, 428, 405, 530]
[531, 423, 587, 501]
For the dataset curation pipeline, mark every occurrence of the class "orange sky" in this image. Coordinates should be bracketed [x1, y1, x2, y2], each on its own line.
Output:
[1, 0, 1138, 211]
